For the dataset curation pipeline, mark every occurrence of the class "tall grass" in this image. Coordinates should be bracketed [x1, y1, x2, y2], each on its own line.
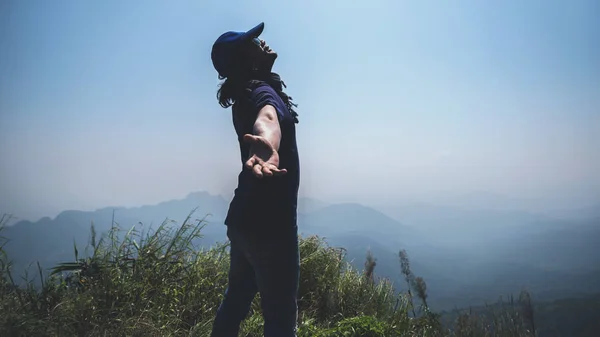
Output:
[0, 211, 537, 336]
[444, 291, 538, 337]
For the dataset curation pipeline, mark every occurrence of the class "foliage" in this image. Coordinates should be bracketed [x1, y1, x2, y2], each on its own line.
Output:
[0, 211, 541, 336]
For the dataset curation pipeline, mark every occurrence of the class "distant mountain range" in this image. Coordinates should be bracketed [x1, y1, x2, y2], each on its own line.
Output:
[2, 190, 599, 311]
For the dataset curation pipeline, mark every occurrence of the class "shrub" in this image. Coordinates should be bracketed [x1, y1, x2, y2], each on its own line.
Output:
[0, 211, 537, 336]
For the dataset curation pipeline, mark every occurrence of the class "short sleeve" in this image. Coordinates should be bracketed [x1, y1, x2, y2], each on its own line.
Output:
[249, 84, 285, 121]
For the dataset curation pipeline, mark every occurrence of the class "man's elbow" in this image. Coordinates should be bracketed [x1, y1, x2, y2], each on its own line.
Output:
[253, 106, 282, 149]
[258, 105, 279, 123]
[255, 106, 280, 133]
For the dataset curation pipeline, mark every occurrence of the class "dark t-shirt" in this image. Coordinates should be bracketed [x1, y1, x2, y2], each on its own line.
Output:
[224, 82, 300, 231]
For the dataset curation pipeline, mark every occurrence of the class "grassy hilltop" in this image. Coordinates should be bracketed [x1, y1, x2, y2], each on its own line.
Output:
[0, 212, 551, 337]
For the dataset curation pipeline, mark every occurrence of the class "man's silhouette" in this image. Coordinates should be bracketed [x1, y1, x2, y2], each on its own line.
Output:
[209, 22, 301, 337]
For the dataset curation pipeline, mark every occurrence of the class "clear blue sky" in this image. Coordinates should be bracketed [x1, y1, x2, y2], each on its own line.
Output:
[1, 0, 599, 220]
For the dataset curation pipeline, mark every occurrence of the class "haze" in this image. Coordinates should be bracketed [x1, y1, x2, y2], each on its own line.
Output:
[1, 0, 599, 222]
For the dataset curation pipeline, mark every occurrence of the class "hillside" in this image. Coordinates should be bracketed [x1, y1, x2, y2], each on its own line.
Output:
[3, 191, 600, 313]
[439, 293, 600, 337]
[0, 214, 542, 336]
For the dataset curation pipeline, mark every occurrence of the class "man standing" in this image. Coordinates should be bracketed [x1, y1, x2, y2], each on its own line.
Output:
[209, 22, 301, 337]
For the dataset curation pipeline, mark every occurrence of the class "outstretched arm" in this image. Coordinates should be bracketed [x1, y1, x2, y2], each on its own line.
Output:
[243, 104, 287, 178]
[250, 104, 281, 151]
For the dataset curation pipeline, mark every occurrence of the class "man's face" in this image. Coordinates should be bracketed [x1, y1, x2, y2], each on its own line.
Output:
[241, 37, 278, 72]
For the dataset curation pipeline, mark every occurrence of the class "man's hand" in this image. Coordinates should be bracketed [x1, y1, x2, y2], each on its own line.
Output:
[243, 134, 287, 178]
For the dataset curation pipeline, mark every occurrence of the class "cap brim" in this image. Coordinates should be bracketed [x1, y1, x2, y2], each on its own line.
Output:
[244, 22, 264, 39]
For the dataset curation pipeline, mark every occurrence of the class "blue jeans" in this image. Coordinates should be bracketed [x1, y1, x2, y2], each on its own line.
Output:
[210, 224, 300, 337]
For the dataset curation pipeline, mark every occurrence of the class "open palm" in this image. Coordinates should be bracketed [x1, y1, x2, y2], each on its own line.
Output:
[243, 134, 287, 178]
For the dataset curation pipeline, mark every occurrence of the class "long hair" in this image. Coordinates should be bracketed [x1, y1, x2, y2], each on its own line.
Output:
[217, 71, 299, 123]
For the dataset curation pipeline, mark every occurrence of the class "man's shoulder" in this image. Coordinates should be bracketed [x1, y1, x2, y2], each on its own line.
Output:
[249, 81, 279, 98]
[248, 82, 287, 112]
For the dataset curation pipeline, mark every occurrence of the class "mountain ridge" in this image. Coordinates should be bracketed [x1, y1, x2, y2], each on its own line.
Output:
[2, 190, 599, 311]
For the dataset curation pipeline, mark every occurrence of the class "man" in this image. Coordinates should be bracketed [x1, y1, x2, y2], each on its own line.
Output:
[209, 22, 301, 337]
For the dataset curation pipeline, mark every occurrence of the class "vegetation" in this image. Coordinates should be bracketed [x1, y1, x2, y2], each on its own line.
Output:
[0, 211, 543, 336]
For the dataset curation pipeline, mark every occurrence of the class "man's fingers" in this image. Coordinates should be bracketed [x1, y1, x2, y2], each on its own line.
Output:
[252, 163, 263, 178]
[247, 163, 287, 178]
[246, 156, 267, 171]
[262, 165, 273, 177]
[245, 157, 255, 170]
[246, 155, 285, 178]
[268, 165, 287, 176]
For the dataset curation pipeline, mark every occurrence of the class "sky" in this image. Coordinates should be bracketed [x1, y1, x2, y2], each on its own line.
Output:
[1, 0, 599, 221]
